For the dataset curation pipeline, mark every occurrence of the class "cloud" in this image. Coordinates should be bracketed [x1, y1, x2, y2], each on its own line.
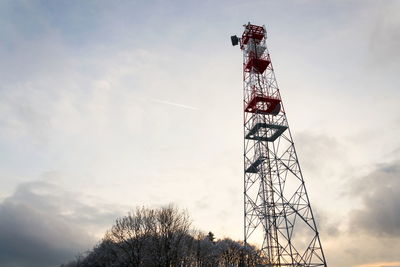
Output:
[295, 132, 347, 178]
[348, 160, 400, 237]
[354, 262, 400, 267]
[324, 232, 400, 267]
[313, 207, 341, 238]
[320, 160, 400, 267]
[0, 2, 399, 267]
[368, 1, 400, 67]
[0, 179, 122, 267]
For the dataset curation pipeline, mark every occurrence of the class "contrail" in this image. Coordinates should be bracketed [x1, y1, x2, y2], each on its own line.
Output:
[151, 99, 199, 110]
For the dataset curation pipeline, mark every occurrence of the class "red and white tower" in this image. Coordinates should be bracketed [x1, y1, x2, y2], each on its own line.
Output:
[231, 23, 328, 267]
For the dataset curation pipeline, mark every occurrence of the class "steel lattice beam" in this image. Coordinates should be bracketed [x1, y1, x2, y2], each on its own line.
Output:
[234, 22, 328, 267]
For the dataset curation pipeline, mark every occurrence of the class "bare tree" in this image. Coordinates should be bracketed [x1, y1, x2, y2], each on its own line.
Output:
[104, 206, 156, 266]
[61, 204, 263, 267]
[150, 204, 192, 266]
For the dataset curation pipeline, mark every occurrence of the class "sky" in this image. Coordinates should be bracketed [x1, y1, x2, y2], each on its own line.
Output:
[0, 0, 399, 266]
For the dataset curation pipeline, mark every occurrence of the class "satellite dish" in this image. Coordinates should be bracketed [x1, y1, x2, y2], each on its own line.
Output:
[231, 35, 239, 46]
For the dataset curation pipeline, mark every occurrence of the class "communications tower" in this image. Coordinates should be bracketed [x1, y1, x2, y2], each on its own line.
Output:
[231, 23, 327, 266]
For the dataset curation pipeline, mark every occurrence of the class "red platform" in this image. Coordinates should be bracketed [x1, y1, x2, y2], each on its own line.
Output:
[244, 57, 271, 74]
[245, 94, 281, 115]
[242, 24, 265, 45]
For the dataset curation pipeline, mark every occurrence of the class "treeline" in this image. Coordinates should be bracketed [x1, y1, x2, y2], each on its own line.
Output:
[61, 205, 265, 266]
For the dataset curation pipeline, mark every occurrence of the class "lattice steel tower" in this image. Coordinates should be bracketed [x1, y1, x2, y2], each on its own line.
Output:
[231, 23, 327, 267]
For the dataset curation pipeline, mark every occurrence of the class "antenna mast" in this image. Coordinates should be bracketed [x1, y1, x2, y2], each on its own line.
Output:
[232, 23, 328, 267]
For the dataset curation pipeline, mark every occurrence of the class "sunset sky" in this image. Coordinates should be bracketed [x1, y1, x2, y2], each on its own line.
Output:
[0, 0, 399, 266]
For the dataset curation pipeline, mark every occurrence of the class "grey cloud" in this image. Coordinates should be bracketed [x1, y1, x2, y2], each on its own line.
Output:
[349, 160, 400, 237]
[294, 132, 347, 177]
[0, 202, 86, 267]
[315, 160, 400, 267]
[0, 179, 122, 267]
[312, 207, 341, 238]
[369, 1, 400, 66]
